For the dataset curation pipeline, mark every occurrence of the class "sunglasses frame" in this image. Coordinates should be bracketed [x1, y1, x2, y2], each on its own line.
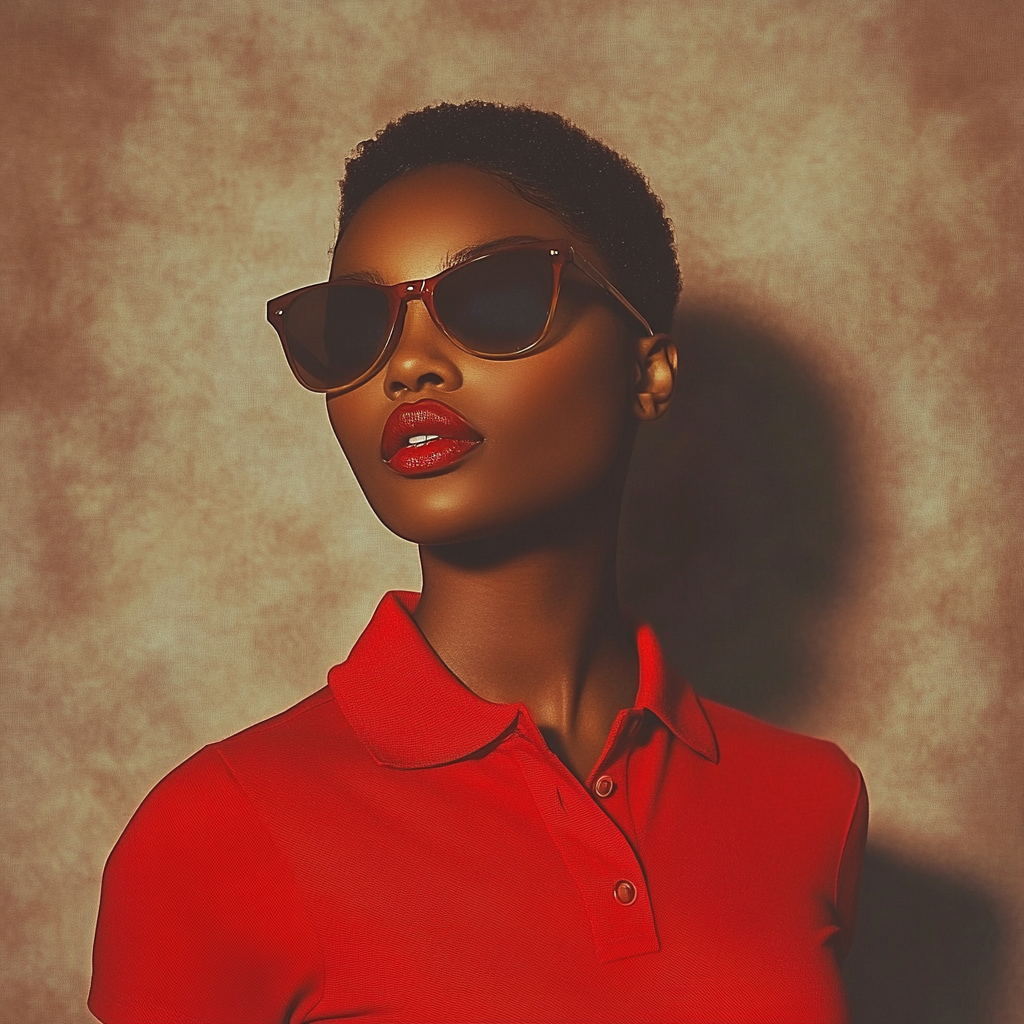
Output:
[266, 239, 654, 395]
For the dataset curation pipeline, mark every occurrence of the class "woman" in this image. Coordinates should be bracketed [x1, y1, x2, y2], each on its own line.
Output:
[90, 101, 867, 1023]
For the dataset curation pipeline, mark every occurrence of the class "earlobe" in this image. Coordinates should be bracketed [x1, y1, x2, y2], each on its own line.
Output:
[633, 333, 677, 422]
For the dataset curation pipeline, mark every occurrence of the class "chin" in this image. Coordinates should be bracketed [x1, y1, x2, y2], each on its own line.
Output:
[352, 441, 630, 550]
[372, 503, 516, 549]
[360, 482, 485, 547]
[363, 478, 548, 549]
[375, 485, 616, 554]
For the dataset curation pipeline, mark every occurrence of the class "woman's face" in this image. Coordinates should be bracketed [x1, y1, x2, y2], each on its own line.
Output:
[326, 163, 670, 546]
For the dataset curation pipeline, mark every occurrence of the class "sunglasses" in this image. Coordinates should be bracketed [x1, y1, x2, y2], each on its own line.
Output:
[266, 239, 653, 394]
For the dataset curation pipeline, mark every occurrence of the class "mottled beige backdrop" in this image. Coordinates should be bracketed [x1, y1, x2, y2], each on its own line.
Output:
[2, 1, 1021, 1022]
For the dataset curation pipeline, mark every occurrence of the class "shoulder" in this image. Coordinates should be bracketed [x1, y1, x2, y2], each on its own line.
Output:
[695, 698, 868, 937]
[92, 698, 328, 1022]
[696, 697, 866, 845]
[216, 684, 345, 757]
[700, 696, 862, 791]
[107, 743, 269, 882]
[112, 687, 353, 854]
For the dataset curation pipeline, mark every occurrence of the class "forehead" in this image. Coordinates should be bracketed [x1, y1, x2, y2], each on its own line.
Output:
[330, 164, 579, 283]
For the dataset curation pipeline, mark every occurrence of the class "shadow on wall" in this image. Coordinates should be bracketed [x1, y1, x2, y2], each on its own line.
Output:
[619, 306, 853, 723]
[845, 848, 1004, 1024]
[617, 307, 1003, 1023]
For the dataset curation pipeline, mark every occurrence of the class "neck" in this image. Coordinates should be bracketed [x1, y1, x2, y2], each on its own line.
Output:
[412, 481, 639, 773]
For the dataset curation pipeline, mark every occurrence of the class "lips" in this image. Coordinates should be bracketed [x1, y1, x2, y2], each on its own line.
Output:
[380, 399, 484, 476]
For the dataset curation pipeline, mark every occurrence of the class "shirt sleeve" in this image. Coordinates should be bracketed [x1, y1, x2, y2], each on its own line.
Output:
[833, 768, 869, 962]
[89, 746, 324, 1024]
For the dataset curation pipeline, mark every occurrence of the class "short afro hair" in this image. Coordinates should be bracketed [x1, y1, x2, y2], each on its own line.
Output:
[337, 101, 681, 335]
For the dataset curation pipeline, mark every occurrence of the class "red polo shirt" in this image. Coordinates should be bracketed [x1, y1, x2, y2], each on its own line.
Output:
[90, 591, 867, 1023]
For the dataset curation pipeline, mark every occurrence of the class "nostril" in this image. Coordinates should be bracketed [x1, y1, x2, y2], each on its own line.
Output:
[386, 371, 445, 396]
[387, 372, 444, 396]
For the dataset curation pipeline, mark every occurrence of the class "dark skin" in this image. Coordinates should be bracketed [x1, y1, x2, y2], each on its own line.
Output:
[326, 164, 676, 783]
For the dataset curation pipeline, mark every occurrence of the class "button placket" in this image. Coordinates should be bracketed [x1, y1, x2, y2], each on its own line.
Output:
[584, 710, 638, 801]
[509, 727, 659, 963]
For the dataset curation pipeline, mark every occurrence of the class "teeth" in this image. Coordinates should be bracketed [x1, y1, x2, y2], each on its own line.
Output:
[406, 434, 441, 447]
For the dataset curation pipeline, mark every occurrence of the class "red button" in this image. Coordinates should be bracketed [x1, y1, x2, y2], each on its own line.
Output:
[614, 880, 637, 905]
[593, 775, 615, 798]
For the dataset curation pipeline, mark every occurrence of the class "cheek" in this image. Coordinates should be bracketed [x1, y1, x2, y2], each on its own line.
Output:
[326, 390, 384, 480]
[486, 329, 635, 490]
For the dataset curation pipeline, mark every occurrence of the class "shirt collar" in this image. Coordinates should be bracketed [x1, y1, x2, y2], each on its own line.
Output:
[329, 591, 718, 769]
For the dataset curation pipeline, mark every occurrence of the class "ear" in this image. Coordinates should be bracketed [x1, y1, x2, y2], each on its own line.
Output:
[632, 332, 677, 421]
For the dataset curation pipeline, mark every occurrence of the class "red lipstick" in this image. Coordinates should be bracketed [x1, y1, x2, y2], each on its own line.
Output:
[381, 399, 483, 476]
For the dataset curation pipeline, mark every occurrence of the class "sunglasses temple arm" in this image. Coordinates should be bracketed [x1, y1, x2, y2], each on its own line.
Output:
[568, 250, 655, 338]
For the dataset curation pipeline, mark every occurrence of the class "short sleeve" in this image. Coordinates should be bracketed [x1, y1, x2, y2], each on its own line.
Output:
[833, 769, 869, 962]
[89, 746, 324, 1024]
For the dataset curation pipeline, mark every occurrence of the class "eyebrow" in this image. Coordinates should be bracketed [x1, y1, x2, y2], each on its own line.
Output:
[329, 268, 388, 285]
[330, 235, 547, 286]
[441, 235, 546, 271]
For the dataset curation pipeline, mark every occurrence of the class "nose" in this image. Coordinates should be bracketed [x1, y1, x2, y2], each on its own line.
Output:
[383, 297, 463, 398]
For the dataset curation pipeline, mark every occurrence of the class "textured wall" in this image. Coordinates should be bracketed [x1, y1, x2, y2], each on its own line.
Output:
[1, 2, 1021, 1021]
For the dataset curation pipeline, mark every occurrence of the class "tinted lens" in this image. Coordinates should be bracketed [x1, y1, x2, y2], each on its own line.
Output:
[283, 284, 391, 390]
[434, 249, 554, 354]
